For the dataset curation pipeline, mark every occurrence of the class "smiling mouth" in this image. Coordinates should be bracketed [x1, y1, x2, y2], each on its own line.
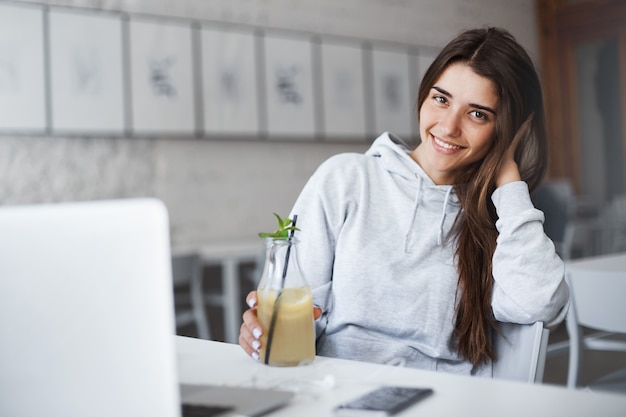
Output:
[432, 135, 463, 150]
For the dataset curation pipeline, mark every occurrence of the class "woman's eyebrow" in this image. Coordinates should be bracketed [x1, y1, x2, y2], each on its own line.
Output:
[432, 86, 497, 115]
[471, 103, 497, 115]
[433, 86, 452, 98]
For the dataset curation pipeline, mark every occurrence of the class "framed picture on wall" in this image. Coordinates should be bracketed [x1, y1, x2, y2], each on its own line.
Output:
[0, 3, 46, 132]
[128, 18, 195, 135]
[48, 9, 125, 134]
[201, 25, 259, 136]
[320, 40, 367, 140]
[263, 32, 316, 138]
[371, 46, 414, 140]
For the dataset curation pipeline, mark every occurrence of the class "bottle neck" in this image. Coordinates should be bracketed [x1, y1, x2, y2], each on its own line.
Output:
[260, 237, 306, 291]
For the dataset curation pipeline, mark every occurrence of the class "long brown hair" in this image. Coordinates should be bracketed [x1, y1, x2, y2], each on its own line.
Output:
[416, 27, 548, 366]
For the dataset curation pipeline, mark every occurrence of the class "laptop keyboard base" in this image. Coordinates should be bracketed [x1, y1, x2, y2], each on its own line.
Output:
[181, 404, 233, 417]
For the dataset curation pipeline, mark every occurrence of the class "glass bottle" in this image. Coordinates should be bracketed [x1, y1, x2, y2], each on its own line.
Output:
[256, 237, 315, 366]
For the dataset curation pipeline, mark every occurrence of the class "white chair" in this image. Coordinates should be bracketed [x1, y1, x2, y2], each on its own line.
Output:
[493, 322, 549, 383]
[566, 267, 626, 393]
[172, 252, 211, 340]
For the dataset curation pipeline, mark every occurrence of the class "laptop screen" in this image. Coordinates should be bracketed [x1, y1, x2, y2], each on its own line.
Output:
[0, 199, 180, 417]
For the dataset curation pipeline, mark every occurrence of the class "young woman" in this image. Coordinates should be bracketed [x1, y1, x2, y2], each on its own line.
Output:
[239, 27, 569, 376]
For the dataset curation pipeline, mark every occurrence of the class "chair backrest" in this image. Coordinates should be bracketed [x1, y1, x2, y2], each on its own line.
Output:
[171, 252, 202, 286]
[566, 267, 626, 334]
[532, 180, 577, 260]
[492, 322, 549, 384]
[601, 195, 626, 254]
[171, 252, 210, 340]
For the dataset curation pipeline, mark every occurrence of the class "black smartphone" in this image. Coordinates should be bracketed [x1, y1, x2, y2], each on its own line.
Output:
[333, 386, 433, 416]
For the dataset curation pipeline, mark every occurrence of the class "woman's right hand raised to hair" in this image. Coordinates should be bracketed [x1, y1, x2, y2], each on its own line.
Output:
[496, 114, 534, 187]
[238, 290, 322, 361]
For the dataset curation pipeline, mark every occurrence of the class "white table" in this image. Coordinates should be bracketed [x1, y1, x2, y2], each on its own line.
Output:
[566, 252, 626, 273]
[175, 336, 626, 417]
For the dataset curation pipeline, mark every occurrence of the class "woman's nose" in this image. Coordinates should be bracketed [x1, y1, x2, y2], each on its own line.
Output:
[438, 110, 462, 138]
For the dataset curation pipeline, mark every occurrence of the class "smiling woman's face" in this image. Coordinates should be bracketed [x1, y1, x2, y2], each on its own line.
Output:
[412, 62, 500, 185]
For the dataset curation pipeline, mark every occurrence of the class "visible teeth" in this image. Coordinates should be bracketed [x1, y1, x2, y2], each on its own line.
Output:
[433, 136, 462, 150]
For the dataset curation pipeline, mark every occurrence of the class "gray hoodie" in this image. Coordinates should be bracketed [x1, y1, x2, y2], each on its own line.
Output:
[289, 132, 569, 376]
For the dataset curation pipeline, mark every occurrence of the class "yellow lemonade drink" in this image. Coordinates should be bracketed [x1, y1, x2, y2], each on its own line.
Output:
[257, 286, 315, 366]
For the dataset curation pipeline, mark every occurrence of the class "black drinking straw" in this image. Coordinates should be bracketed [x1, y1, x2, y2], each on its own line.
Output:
[264, 215, 298, 364]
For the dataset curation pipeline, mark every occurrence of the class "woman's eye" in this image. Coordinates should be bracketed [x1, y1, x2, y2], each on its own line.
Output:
[433, 95, 447, 104]
[470, 110, 486, 120]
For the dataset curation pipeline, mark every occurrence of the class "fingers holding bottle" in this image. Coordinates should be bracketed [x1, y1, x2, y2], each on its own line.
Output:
[239, 291, 263, 361]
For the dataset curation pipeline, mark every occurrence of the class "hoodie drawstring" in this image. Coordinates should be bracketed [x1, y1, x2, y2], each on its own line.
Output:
[437, 187, 453, 245]
[405, 176, 454, 251]
[404, 175, 423, 253]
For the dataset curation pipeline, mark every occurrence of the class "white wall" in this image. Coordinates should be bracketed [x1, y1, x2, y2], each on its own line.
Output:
[1, 0, 539, 248]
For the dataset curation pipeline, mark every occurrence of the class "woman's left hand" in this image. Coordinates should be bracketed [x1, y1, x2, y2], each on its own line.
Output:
[496, 114, 534, 187]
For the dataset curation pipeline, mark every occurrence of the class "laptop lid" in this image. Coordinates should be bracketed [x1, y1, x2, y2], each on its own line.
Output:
[0, 198, 180, 417]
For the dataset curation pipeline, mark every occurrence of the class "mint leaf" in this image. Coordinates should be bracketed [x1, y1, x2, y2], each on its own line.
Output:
[258, 213, 300, 239]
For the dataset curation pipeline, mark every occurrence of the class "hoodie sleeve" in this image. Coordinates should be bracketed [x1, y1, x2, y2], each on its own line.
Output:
[491, 181, 570, 328]
[288, 154, 356, 338]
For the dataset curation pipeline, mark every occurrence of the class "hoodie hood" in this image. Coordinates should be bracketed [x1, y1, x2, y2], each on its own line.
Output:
[366, 132, 461, 249]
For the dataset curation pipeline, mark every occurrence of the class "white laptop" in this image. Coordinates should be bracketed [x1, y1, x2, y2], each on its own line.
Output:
[0, 198, 292, 417]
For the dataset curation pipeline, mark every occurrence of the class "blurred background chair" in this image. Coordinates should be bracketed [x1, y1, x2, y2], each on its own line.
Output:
[493, 321, 549, 384]
[598, 194, 626, 255]
[566, 266, 626, 393]
[172, 252, 210, 340]
[532, 180, 578, 260]
[532, 179, 605, 260]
